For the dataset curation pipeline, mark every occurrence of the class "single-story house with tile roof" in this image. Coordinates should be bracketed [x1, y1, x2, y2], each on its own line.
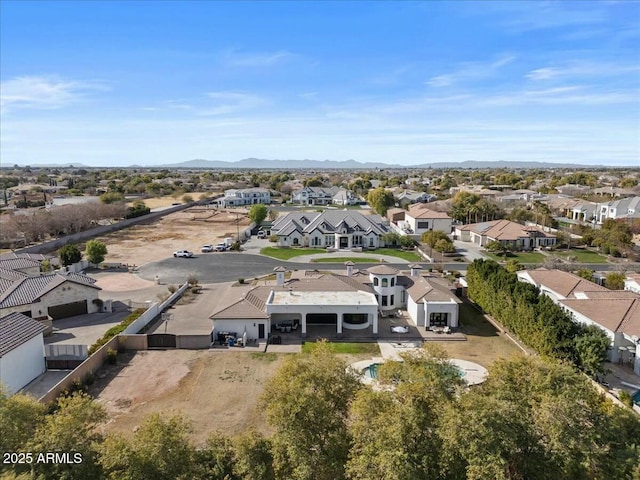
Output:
[0, 257, 43, 276]
[455, 219, 556, 250]
[516, 268, 609, 303]
[518, 268, 640, 375]
[0, 272, 101, 320]
[210, 264, 461, 339]
[270, 210, 391, 249]
[0, 312, 47, 394]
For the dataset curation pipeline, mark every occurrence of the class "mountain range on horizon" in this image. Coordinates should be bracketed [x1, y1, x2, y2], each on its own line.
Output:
[3, 158, 621, 170]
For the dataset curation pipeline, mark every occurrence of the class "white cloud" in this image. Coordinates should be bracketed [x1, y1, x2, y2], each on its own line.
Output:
[200, 91, 268, 115]
[0, 76, 107, 112]
[526, 61, 640, 81]
[427, 54, 516, 87]
[222, 49, 295, 67]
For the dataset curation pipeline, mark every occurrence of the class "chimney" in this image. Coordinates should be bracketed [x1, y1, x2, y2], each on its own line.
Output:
[274, 266, 286, 286]
[345, 260, 355, 277]
[409, 264, 422, 277]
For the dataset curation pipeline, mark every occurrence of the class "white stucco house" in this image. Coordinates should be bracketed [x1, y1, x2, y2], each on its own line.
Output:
[0, 312, 46, 394]
[217, 188, 271, 207]
[210, 264, 461, 340]
[291, 186, 357, 206]
[271, 210, 391, 249]
[517, 268, 640, 375]
[625, 273, 640, 295]
[598, 196, 640, 224]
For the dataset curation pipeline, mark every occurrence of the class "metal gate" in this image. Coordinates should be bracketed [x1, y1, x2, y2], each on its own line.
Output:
[147, 334, 176, 348]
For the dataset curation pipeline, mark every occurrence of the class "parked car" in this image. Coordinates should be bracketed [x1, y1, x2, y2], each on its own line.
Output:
[173, 250, 194, 258]
[201, 244, 213, 253]
[257, 230, 267, 238]
[214, 244, 228, 252]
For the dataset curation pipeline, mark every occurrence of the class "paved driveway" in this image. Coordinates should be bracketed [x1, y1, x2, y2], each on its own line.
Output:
[45, 310, 131, 347]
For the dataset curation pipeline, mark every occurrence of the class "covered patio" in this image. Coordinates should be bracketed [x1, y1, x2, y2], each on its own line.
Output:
[266, 289, 379, 338]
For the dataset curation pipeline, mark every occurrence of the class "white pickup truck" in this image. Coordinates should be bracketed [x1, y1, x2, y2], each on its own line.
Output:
[173, 250, 194, 258]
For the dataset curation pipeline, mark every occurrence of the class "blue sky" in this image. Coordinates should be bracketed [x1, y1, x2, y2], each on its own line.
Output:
[1, 1, 639, 167]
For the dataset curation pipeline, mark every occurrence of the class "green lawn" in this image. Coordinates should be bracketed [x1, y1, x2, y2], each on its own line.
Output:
[301, 342, 380, 355]
[312, 257, 380, 263]
[260, 246, 421, 262]
[487, 252, 545, 263]
[260, 247, 327, 260]
[550, 249, 607, 263]
[376, 248, 422, 261]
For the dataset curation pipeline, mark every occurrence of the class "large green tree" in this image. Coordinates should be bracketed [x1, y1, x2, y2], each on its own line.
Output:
[100, 414, 195, 480]
[440, 357, 640, 480]
[366, 187, 395, 216]
[85, 239, 108, 265]
[58, 243, 82, 266]
[260, 341, 360, 480]
[248, 204, 268, 225]
[347, 346, 464, 480]
[27, 393, 106, 480]
[605, 271, 626, 290]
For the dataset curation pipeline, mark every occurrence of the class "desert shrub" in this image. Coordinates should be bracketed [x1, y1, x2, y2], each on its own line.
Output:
[619, 390, 633, 408]
[106, 348, 117, 365]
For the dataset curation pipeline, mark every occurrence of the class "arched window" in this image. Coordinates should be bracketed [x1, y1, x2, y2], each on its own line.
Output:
[391, 278, 395, 287]
[374, 278, 379, 286]
[382, 278, 388, 287]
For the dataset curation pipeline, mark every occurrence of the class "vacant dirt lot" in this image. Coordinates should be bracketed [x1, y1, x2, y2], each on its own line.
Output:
[92, 350, 284, 444]
[95, 207, 251, 266]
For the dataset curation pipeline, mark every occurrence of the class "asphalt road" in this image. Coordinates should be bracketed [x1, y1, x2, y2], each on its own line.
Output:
[137, 251, 637, 285]
[137, 253, 409, 284]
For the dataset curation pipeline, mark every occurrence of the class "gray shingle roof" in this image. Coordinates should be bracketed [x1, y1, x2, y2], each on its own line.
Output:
[0, 272, 100, 309]
[0, 312, 46, 357]
[0, 258, 42, 271]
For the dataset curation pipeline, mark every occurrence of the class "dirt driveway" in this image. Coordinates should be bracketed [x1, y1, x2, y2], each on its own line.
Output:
[94, 207, 252, 266]
[91, 350, 284, 444]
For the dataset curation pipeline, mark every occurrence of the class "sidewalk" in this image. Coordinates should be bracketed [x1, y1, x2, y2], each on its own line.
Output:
[285, 251, 413, 264]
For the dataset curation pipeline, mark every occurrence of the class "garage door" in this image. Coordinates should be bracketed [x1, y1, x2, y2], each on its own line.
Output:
[48, 300, 88, 320]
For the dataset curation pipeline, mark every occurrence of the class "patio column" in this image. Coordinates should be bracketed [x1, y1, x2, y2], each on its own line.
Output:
[372, 312, 378, 336]
[301, 312, 307, 338]
[337, 312, 343, 336]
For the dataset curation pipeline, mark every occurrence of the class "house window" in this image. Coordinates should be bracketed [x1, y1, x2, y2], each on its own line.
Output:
[429, 312, 448, 327]
[382, 296, 388, 306]
[391, 278, 395, 287]
[390, 295, 394, 306]
[293, 238, 299, 245]
[417, 221, 430, 229]
[382, 278, 388, 287]
[401, 291, 406, 303]
[369, 238, 375, 247]
[374, 278, 379, 286]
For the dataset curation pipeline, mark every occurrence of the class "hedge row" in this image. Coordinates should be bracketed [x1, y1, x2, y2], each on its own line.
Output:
[88, 308, 145, 355]
[466, 259, 609, 375]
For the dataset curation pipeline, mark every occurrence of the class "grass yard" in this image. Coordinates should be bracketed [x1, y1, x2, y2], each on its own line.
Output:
[260, 246, 422, 262]
[439, 302, 524, 367]
[487, 251, 545, 263]
[312, 257, 380, 263]
[550, 249, 607, 263]
[301, 341, 381, 355]
[260, 247, 327, 260]
[376, 248, 422, 261]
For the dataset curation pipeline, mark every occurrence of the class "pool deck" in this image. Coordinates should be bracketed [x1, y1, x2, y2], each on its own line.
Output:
[353, 342, 489, 386]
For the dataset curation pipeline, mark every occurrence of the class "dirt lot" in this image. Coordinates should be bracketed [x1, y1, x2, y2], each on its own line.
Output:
[132, 193, 218, 210]
[95, 207, 251, 266]
[91, 350, 284, 444]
